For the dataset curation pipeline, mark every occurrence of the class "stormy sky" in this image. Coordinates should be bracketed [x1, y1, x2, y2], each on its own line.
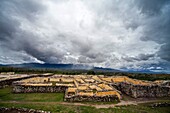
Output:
[0, 0, 170, 72]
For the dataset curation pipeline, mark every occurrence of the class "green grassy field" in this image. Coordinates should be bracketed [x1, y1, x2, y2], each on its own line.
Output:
[0, 87, 64, 102]
[0, 87, 170, 113]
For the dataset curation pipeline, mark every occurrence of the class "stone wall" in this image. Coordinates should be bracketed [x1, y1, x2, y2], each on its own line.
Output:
[0, 79, 12, 88]
[0, 107, 51, 113]
[113, 82, 170, 98]
[13, 85, 67, 93]
[0, 76, 32, 89]
[65, 95, 119, 102]
[0, 74, 53, 89]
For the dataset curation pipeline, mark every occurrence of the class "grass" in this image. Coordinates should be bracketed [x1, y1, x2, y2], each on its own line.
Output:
[0, 102, 169, 113]
[0, 87, 170, 113]
[0, 87, 64, 102]
[0, 87, 118, 104]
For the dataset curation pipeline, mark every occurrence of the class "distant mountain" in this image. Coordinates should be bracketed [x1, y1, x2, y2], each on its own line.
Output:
[93, 67, 120, 72]
[120, 68, 167, 74]
[0, 63, 92, 70]
[0, 63, 121, 72]
[0, 63, 166, 74]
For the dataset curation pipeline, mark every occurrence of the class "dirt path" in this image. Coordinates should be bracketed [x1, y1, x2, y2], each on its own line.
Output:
[0, 99, 167, 109]
[85, 100, 163, 109]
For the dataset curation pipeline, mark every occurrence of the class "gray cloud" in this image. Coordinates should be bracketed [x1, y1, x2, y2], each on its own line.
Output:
[0, 0, 170, 70]
[135, 0, 170, 15]
[122, 54, 155, 62]
[137, 0, 170, 62]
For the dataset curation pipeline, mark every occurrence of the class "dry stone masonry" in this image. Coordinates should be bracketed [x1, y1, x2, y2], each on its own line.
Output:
[9, 74, 170, 102]
[0, 72, 53, 88]
[0, 107, 51, 113]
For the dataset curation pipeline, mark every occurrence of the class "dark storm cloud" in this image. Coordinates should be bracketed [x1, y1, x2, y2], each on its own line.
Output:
[0, 0, 57, 63]
[122, 54, 155, 62]
[0, 0, 45, 38]
[0, 0, 170, 71]
[135, 0, 170, 15]
[136, 0, 170, 62]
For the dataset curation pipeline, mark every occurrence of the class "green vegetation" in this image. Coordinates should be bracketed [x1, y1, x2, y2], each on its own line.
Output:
[0, 87, 64, 102]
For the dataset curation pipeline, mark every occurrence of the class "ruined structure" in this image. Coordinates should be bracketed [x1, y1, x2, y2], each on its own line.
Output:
[0, 72, 53, 88]
[12, 74, 170, 102]
[110, 76, 170, 98]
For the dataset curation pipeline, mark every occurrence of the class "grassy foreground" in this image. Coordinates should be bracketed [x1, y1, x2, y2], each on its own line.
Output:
[0, 87, 170, 113]
[0, 87, 64, 102]
[0, 102, 169, 113]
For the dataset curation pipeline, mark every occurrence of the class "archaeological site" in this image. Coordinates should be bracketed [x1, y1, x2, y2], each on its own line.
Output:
[1, 73, 170, 102]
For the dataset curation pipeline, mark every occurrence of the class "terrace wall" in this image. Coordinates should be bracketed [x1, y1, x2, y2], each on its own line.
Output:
[112, 82, 170, 98]
[13, 85, 67, 93]
[0, 76, 33, 89]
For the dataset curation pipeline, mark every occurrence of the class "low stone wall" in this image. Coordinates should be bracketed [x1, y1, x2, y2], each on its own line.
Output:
[0, 76, 33, 89]
[0, 79, 12, 89]
[113, 82, 170, 98]
[13, 85, 67, 93]
[150, 102, 170, 108]
[0, 107, 51, 113]
[65, 95, 119, 102]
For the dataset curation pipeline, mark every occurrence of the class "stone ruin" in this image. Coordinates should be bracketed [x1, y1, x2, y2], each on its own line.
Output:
[111, 77, 170, 98]
[0, 73, 53, 88]
[11, 74, 170, 102]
